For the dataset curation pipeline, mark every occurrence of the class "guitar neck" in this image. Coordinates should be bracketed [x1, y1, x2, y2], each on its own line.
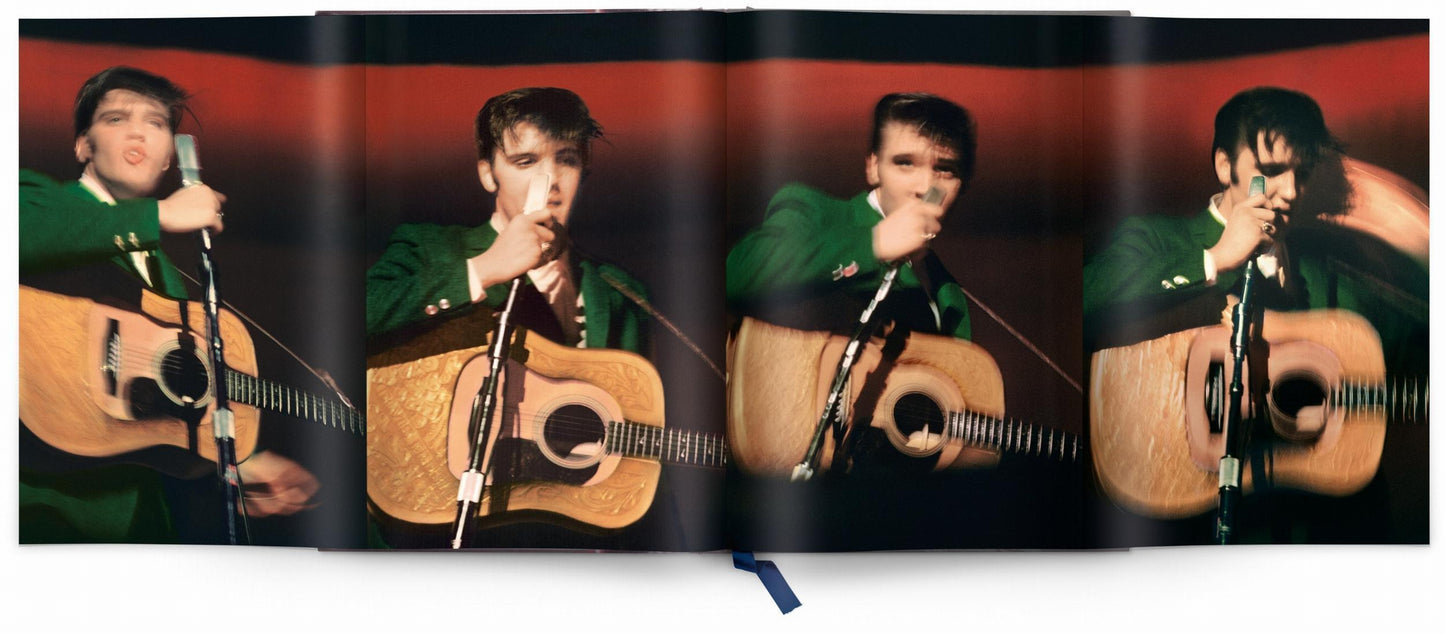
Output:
[1335, 375, 1428, 425]
[947, 411, 1080, 463]
[225, 370, 365, 437]
[606, 421, 728, 469]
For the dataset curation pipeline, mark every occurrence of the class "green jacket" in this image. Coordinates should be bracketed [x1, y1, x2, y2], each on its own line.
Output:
[1084, 208, 1427, 373]
[18, 169, 179, 543]
[726, 183, 971, 340]
[19, 169, 187, 298]
[366, 222, 649, 354]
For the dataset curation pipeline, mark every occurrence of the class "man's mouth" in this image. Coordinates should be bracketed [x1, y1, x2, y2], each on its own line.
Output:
[123, 148, 147, 166]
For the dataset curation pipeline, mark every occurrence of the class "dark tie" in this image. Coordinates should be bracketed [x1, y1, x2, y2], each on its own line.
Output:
[509, 280, 571, 345]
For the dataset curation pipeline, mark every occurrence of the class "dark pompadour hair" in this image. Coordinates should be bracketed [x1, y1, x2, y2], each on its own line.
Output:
[475, 87, 604, 164]
[1213, 87, 1343, 173]
[73, 66, 190, 138]
[870, 92, 978, 190]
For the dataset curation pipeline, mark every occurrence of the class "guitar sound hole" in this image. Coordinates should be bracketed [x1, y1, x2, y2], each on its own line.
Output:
[893, 393, 945, 445]
[1205, 362, 1226, 433]
[160, 347, 210, 407]
[542, 404, 606, 464]
[1269, 371, 1330, 443]
[1272, 374, 1327, 417]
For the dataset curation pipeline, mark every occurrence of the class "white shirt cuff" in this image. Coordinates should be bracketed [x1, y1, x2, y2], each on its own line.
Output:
[467, 257, 485, 302]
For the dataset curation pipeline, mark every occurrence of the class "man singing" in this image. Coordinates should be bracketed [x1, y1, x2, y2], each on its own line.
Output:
[1084, 86, 1428, 542]
[19, 66, 319, 543]
[366, 86, 648, 352]
[1084, 86, 1426, 371]
[726, 92, 976, 341]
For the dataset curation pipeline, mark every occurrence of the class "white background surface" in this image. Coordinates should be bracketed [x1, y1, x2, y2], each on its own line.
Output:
[4, 1, 1440, 631]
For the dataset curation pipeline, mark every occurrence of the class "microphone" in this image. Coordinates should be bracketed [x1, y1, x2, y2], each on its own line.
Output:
[175, 134, 202, 187]
[1240, 174, 1267, 291]
[523, 172, 550, 215]
[923, 185, 945, 207]
[173, 134, 218, 248]
[523, 173, 568, 261]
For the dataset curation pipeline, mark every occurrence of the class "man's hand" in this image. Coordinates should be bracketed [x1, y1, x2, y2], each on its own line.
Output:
[238, 450, 321, 518]
[873, 197, 944, 262]
[1207, 192, 1279, 274]
[468, 209, 556, 289]
[157, 184, 226, 234]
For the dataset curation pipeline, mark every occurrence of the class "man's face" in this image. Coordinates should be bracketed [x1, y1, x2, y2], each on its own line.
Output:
[477, 121, 584, 226]
[74, 89, 174, 200]
[866, 121, 963, 217]
[1217, 130, 1306, 220]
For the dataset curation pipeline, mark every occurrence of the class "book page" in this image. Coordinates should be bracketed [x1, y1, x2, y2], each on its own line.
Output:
[1080, 16, 1429, 546]
[361, 12, 729, 551]
[17, 16, 368, 547]
[723, 11, 1088, 551]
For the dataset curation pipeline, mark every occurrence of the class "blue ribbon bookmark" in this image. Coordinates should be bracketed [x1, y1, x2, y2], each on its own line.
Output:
[732, 551, 801, 614]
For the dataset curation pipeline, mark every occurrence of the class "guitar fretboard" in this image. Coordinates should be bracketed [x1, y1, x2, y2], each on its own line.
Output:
[226, 370, 365, 436]
[1335, 376, 1428, 425]
[947, 410, 1079, 462]
[605, 420, 727, 468]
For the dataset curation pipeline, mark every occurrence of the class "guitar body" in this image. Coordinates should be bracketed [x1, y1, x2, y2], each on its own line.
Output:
[727, 316, 1004, 476]
[18, 284, 260, 477]
[1090, 309, 1386, 518]
[367, 319, 666, 529]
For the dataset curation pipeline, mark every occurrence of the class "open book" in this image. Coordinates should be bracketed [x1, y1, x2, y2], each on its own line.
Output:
[16, 11, 1428, 554]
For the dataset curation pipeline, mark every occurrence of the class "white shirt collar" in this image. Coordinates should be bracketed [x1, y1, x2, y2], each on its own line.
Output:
[1207, 193, 1227, 226]
[866, 189, 885, 218]
[79, 171, 118, 206]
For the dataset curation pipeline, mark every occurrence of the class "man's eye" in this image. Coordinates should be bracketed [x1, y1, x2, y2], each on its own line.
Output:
[935, 167, 958, 179]
[557, 156, 582, 168]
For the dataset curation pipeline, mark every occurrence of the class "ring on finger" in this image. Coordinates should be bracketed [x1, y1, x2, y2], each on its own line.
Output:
[922, 232, 938, 241]
[1260, 221, 1275, 236]
[539, 241, 552, 252]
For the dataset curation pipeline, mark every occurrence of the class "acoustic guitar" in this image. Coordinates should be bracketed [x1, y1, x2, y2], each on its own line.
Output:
[1090, 309, 1426, 518]
[727, 316, 1080, 476]
[367, 313, 726, 531]
[18, 283, 364, 478]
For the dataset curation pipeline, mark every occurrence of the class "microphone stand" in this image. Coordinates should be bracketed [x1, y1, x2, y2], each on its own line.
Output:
[1215, 260, 1257, 544]
[176, 134, 248, 545]
[450, 278, 523, 549]
[451, 174, 552, 546]
[791, 264, 899, 482]
[1217, 177, 1270, 545]
[198, 225, 247, 545]
[793, 186, 945, 482]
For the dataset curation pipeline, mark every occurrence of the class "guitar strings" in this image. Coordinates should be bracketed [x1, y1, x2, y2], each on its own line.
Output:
[113, 350, 358, 413]
[125, 346, 1078, 454]
[129, 347, 1414, 462]
[814, 397, 1082, 460]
